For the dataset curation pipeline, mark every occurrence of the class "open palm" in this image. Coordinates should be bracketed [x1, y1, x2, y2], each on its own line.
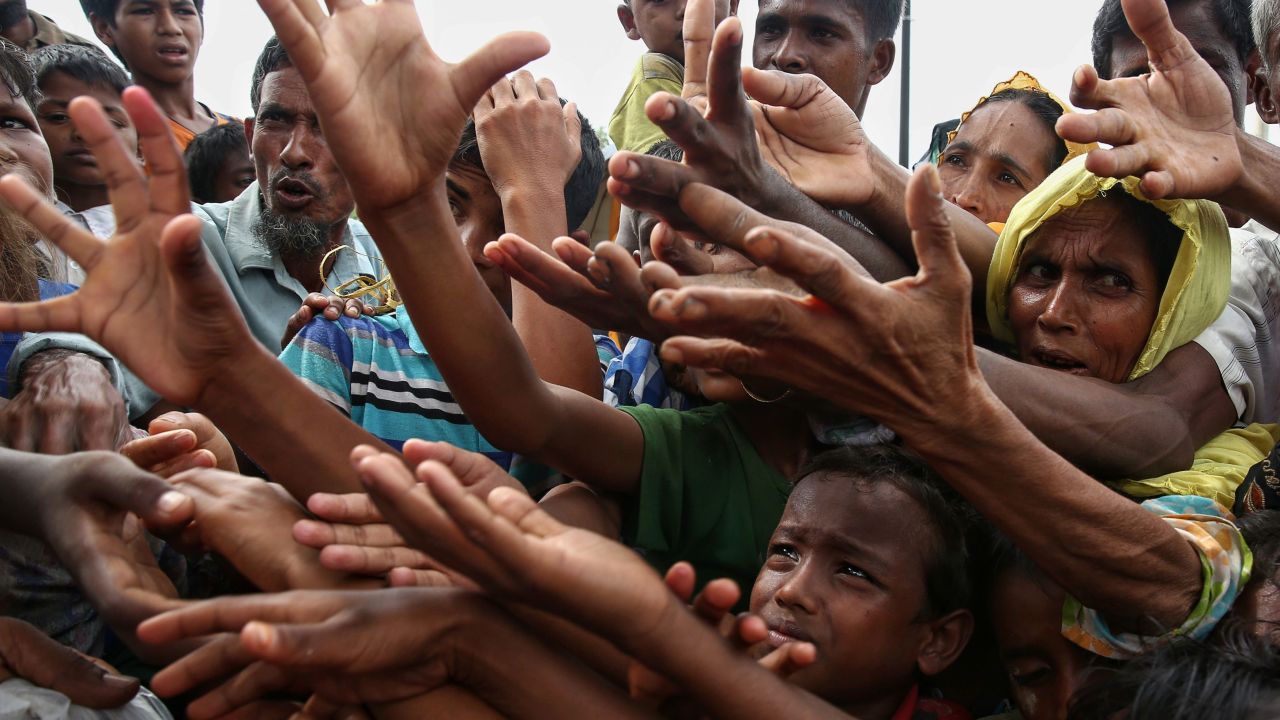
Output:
[0, 90, 254, 406]
[746, 68, 876, 208]
[257, 0, 550, 213]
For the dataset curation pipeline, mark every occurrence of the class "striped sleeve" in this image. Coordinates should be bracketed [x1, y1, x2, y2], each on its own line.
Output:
[279, 318, 355, 415]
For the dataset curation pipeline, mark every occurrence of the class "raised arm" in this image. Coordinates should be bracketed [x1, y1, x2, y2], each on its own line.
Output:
[649, 167, 1203, 632]
[349, 448, 852, 720]
[474, 73, 601, 398]
[256, 0, 642, 492]
[0, 88, 391, 500]
[1053, 0, 1280, 229]
[605, 7, 909, 283]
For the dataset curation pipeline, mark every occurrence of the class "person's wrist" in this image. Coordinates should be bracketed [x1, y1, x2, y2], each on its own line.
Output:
[1218, 127, 1263, 209]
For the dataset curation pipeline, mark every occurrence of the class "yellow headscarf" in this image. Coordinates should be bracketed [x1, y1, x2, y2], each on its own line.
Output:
[947, 71, 1097, 167]
[986, 156, 1231, 382]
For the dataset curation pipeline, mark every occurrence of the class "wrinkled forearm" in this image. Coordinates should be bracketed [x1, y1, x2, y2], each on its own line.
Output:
[1219, 131, 1280, 232]
[977, 343, 1235, 479]
[890, 381, 1203, 633]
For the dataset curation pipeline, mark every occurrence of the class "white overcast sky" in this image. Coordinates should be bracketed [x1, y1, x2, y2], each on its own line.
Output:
[29, 0, 1270, 161]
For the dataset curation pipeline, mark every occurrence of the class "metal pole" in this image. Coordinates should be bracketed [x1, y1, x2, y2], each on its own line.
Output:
[898, 0, 912, 167]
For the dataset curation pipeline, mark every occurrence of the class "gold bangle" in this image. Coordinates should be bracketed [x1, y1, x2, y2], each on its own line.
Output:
[741, 381, 792, 404]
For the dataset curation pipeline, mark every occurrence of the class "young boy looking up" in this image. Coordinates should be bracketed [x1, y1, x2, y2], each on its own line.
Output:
[184, 122, 253, 204]
[747, 445, 974, 718]
[609, 0, 738, 152]
[31, 44, 138, 214]
[79, 0, 234, 150]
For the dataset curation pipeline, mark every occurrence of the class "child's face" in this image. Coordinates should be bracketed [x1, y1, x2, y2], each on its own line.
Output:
[748, 473, 941, 713]
[446, 161, 510, 311]
[618, 0, 735, 64]
[103, 0, 203, 84]
[208, 142, 255, 204]
[37, 72, 138, 191]
[0, 89, 52, 200]
[989, 568, 1119, 720]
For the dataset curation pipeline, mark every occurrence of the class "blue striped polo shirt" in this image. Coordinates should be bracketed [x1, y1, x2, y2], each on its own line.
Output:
[279, 308, 512, 469]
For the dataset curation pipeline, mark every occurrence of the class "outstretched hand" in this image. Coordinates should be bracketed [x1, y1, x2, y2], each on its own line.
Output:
[651, 165, 981, 438]
[354, 445, 680, 649]
[744, 69, 877, 208]
[1055, 0, 1241, 200]
[485, 233, 685, 342]
[0, 88, 254, 406]
[0, 618, 141, 709]
[138, 588, 480, 717]
[255, 0, 549, 217]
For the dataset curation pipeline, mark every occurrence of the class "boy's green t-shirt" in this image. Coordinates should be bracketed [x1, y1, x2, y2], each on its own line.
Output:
[618, 403, 792, 597]
[608, 52, 684, 154]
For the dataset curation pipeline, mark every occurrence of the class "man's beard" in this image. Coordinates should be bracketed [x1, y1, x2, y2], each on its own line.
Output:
[252, 203, 334, 260]
[0, 207, 43, 304]
[0, 2, 28, 32]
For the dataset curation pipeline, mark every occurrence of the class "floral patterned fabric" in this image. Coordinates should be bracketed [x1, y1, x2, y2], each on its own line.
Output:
[1061, 496, 1251, 659]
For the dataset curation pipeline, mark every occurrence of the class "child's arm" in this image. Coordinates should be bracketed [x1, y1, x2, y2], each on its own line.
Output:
[138, 588, 655, 720]
[258, 1, 643, 492]
[355, 450, 850, 720]
[474, 74, 602, 400]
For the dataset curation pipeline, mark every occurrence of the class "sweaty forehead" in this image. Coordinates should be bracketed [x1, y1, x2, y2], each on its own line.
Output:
[1022, 198, 1150, 259]
[757, 0, 863, 29]
[952, 102, 1057, 177]
[1107, 1, 1239, 77]
[258, 67, 315, 114]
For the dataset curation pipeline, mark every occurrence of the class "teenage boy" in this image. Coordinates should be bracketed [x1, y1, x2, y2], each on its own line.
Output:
[80, 0, 234, 150]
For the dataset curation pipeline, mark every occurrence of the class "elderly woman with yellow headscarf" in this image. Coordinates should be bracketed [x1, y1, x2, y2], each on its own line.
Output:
[987, 156, 1280, 509]
[937, 72, 1095, 230]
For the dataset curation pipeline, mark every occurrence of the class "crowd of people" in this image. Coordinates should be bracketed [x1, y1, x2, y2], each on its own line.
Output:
[0, 0, 1276, 717]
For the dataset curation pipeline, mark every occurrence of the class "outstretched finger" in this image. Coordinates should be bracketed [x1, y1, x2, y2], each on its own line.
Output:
[645, 92, 717, 162]
[139, 593, 339, 646]
[1121, 0, 1199, 72]
[120, 87, 190, 215]
[149, 633, 257, 698]
[306, 492, 384, 525]
[121, 429, 199, 471]
[0, 174, 104, 269]
[691, 578, 740, 625]
[403, 439, 517, 495]
[452, 32, 551, 120]
[319, 544, 434, 574]
[648, 284, 807, 344]
[758, 641, 817, 678]
[256, 0, 329, 89]
[738, 224, 874, 312]
[705, 17, 746, 122]
[659, 335, 769, 378]
[681, 0, 716, 105]
[186, 660, 297, 720]
[1055, 107, 1137, 147]
[904, 164, 967, 290]
[741, 66, 823, 110]
[293, 518, 404, 549]
[1082, 143, 1152, 186]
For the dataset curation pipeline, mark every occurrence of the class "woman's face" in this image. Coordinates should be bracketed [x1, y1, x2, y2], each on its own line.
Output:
[939, 101, 1058, 226]
[1006, 199, 1164, 384]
